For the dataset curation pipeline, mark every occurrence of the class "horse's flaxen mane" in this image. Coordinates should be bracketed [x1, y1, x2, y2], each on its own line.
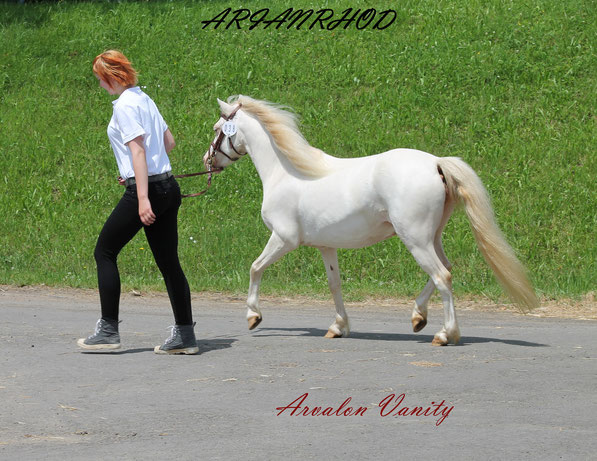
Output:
[227, 95, 332, 178]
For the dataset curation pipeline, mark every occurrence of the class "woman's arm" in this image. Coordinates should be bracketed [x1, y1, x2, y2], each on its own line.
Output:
[164, 128, 176, 154]
[128, 136, 156, 226]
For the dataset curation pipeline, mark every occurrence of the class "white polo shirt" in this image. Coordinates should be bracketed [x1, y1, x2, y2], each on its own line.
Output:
[107, 86, 172, 180]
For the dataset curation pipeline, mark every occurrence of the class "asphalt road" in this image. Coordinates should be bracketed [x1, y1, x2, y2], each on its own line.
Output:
[0, 287, 595, 460]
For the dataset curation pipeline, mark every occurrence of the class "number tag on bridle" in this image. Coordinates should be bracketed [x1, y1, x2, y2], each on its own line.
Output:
[222, 121, 237, 137]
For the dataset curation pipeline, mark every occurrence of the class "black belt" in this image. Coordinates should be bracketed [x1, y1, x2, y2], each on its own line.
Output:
[125, 172, 172, 187]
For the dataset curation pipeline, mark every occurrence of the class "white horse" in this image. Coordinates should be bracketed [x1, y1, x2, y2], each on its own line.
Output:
[203, 96, 539, 345]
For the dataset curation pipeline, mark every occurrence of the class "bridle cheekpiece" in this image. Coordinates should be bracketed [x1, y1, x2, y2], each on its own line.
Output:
[207, 103, 244, 169]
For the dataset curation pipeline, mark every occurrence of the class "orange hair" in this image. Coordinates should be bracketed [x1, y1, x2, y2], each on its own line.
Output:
[93, 50, 138, 88]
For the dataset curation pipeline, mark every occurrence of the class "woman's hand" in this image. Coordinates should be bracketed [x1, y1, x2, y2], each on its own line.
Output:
[127, 136, 156, 226]
[138, 197, 156, 226]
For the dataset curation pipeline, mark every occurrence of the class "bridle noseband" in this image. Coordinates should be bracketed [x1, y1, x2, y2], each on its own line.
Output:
[207, 103, 245, 168]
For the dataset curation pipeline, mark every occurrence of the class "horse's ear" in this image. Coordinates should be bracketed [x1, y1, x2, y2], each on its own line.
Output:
[217, 98, 234, 116]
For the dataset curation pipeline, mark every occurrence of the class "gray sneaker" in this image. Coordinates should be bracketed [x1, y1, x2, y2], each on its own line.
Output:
[77, 318, 121, 350]
[154, 323, 199, 355]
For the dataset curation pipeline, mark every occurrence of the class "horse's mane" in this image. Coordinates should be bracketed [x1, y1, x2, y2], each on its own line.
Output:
[227, 95, 332, 178]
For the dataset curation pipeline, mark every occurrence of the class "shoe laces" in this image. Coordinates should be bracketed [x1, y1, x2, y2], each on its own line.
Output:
[86, 319, 104, 339]
[94, 319, 104, 334]
[164, 325, 180, 345]
[89, 319, 119, 339]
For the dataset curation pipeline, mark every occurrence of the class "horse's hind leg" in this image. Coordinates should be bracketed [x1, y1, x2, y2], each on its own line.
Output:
[246, 232, 296, 330]
[398, 205, 459, 345]
[408, 243, 460, 345]
[319, 247, 350, 338]
[411, 197, 456, 335]
[411, 235, 453, 332]
[412, 279, 434, 332]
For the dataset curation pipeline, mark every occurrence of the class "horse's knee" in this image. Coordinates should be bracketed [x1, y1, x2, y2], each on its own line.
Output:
[250, 263, 261, 279]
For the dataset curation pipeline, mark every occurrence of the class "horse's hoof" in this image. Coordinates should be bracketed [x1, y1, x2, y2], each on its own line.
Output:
[324, 330, 342, 338]
[431, 336, 448, 346]
[248, 316, 262, 330]
[412, 314, 427, 333]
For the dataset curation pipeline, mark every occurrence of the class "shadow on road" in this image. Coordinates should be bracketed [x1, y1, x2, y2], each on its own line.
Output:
[81, 347, 155, 355]
[253, 327, 548, 347]
[197, 338, 237, 353]
[79, 338, 238, 355]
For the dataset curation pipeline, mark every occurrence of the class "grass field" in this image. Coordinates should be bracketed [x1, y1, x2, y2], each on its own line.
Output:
[0, 0, 595, 303]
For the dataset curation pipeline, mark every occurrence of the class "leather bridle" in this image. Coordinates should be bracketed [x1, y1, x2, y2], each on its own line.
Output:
[206, 103, 245, 167]
[175, 104, 244, 198]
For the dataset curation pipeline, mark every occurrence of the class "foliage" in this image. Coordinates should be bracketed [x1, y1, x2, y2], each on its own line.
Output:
[0, 0, 595, 301]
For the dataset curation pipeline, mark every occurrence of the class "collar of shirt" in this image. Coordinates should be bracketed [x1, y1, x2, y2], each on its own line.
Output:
[112, 86, 142, 106]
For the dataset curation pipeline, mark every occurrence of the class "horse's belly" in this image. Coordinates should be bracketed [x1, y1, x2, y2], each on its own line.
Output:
[301, 215, 395, 249]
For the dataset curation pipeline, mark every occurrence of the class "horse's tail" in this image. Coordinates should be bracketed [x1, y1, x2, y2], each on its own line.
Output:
[437, 157, 539, 311]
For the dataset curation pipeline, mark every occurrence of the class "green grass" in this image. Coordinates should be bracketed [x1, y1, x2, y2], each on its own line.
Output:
[0, 0, 595, 302]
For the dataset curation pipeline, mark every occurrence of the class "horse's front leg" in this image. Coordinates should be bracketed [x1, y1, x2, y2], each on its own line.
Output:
[247, 232, 296, 330]
[319, 247, 350, 338]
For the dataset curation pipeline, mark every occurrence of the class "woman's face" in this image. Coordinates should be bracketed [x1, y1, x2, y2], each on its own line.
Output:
[95, 73, 118, 95]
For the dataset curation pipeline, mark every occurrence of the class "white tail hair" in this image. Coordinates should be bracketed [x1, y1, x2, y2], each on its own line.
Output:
[438, 157, 539, 311]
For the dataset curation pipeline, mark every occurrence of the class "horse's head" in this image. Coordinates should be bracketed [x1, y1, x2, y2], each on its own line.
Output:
[203, 99, 247, 171]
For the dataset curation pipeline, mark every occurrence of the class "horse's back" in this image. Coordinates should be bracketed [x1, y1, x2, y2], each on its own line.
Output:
[320, 148, 445, 212]
[294, 149, 446, 248]
[374, 148, 440, 171]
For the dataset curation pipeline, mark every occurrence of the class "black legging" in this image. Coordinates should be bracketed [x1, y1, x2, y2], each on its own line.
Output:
[94, 176, 193, 325]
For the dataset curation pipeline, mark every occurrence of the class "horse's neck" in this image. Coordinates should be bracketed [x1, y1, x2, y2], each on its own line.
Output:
[244, 120, 298, 188]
